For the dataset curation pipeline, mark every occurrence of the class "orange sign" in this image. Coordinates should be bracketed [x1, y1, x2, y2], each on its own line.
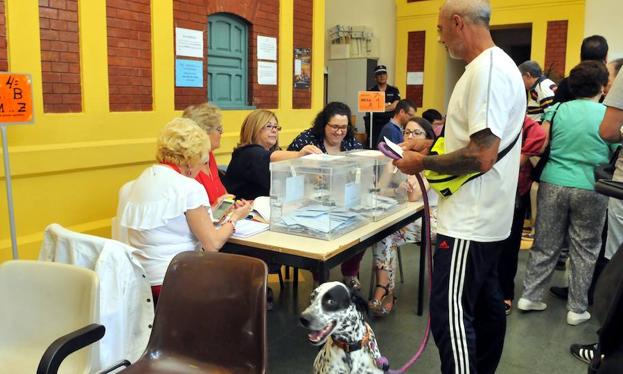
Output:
[357, 91, 385, 113]
[0, 73, 33, 123]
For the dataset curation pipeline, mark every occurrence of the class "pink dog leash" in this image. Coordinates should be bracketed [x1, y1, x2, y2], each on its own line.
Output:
[378, 172, 434, 373]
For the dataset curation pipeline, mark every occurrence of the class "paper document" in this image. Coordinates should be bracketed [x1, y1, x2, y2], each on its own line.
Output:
[252, 196, 271, 221]
[302, 154, 345, 161]
[233, 219, 269, 238]
[383, 136, 404, 158]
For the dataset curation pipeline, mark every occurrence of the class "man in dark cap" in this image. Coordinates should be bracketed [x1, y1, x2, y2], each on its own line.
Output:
[364, 65, 401, 148]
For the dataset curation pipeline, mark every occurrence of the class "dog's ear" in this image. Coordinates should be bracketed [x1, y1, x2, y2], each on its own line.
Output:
[349, 288, 369, 316]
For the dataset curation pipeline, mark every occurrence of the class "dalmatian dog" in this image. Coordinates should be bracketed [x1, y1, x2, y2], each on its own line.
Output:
[300, 281, 387, 373]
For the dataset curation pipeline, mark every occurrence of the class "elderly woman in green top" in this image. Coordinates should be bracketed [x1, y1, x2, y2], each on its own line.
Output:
[518, 61, 617, 326]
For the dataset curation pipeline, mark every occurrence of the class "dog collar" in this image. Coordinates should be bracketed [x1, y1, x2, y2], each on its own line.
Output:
[332, 323, 371, 353]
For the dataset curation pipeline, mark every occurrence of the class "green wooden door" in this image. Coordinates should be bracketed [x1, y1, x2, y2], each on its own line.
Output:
[208, 14, 248, 108]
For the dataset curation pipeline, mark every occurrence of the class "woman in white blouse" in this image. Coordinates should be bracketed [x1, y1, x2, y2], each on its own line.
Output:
[118, 118, 252, 302]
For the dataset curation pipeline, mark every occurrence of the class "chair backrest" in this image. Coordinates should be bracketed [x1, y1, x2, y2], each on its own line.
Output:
[147, 251, 267, 372]
[39, 223, 154, 370]
[0, 260, 99, 373]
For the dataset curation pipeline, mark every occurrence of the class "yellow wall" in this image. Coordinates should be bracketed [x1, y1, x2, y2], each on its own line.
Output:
[395, 0, 586, 113]
[0, 0, 326, 261]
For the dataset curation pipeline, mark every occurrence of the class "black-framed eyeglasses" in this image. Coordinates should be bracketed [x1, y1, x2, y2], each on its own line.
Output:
[404, 129, 426, 137]
[327, 124, 349, 133]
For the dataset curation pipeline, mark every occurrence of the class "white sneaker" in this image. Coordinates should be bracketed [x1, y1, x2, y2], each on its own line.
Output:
[567, 311, 591, 326]
[517, 297, 547, 311]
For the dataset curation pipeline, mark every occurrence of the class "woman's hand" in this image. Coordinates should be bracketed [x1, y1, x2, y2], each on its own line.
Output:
[398, 179, 416, 193]
[298, 144, 323, 156]
[230, 200, 253, 222]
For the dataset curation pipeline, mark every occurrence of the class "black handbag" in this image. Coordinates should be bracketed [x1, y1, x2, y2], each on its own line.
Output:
[595, 145, 622, 181]
[530, 106, 560, 182]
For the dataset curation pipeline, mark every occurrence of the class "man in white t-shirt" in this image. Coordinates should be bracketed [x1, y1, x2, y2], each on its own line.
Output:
[394, 1, 525, 373]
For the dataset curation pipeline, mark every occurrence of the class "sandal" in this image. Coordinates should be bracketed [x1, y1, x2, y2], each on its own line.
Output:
[368, 284, 396, 317]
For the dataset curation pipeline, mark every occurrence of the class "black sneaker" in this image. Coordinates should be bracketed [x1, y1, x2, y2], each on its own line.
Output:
[570, 342, 598, 364]
[550, 286, 569, 300]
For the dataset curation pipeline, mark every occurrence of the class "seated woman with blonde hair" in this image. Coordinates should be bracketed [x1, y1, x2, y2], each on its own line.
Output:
[182, 102, 232, 207]
[118, 118, 252, 302]
[224, 109, 321, 200]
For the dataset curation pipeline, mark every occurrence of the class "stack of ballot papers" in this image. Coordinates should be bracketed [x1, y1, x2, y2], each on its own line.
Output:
[232, 219, 269, 238]
[273, 205, 366, 239]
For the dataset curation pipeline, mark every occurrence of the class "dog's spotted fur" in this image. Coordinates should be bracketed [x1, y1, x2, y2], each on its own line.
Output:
[300, 282, 384, 374]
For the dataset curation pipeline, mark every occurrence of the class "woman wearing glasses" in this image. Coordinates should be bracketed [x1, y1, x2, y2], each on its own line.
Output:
[224, 109, 321, 200]
[369, 117, 438, 316]
[288, 101, 362, 154]
[287, 102, 365, 289]
[182, 102, 233, 207]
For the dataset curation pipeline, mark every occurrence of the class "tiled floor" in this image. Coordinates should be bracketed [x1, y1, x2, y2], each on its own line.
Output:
[266, 244, 597, 373]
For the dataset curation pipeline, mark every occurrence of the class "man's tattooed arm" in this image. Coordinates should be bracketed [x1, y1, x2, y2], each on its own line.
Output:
[423, 129, 501, 175]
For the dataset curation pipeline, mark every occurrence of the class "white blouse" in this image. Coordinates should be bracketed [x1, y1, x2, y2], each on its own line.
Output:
[119, 164, 210, 285]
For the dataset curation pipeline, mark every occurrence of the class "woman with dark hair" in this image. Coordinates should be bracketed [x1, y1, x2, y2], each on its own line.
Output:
[518, 61, 617, 325]
[287, 101, 362, 154]
[369, 117, 438, 316]
[287, 102, 364, 289]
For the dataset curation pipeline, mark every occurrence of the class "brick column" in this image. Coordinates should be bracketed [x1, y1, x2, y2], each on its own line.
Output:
[0, 0, 7, 72]
[544, 20, 568, 82]
[406, 31, 425, 108]
[39, 0, 82, 113]
[106, 0, 153, 111]
[292, 0, 312, 109]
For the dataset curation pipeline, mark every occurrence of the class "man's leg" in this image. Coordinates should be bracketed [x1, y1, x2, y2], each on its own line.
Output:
[474, 243, 506, 373]
[431, 235, 503, 373]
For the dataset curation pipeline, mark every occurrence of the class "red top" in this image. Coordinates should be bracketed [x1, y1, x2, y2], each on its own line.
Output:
[517, 116, 547, 196]
[195, 152, 227, 205]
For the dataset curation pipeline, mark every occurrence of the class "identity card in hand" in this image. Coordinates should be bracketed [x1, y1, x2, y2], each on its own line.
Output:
[378, 136, 404, 160]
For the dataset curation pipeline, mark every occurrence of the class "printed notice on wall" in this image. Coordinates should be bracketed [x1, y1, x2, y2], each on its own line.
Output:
[175, 28, 203, 58]
[257, 35, 277, 61]
[258, 61, 277, 85]
[0, 73, 33, 124]
[175, 59, 203, 87]
[407, 72, 424, 85]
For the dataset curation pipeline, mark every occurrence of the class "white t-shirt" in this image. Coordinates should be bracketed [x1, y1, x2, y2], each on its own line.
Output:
[118, 165, 211, 285]
[526, 77, 557, 122]
[437, 47, 526, 242]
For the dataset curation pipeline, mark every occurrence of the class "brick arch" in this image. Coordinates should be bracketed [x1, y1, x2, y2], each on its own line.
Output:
[174, 0, 279, 110]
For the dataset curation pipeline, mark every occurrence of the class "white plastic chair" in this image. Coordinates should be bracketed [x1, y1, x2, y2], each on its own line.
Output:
[0, 260, 102, 374]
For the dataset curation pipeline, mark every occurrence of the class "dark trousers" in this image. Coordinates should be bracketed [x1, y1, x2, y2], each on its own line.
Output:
[431, 235, 506, 374]
[498, 193, 529, 301]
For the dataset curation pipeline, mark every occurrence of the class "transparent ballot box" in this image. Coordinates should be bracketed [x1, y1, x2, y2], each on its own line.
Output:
[269, 154, 370, 240]
[345, 150, 408, 221]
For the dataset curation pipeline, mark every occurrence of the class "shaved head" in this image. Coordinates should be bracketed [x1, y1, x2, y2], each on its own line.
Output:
[441, 0, 491, 27]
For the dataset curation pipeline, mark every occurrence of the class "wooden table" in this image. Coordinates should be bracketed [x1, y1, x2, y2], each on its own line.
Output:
[222, 201, 428, 315]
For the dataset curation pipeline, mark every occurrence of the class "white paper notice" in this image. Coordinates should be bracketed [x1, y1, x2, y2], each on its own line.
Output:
[285, 175, 304, 203]
[257, 35, 277, 61]
[258, 61, 277, 85]
[407, 72, 424, 85]
[175, 28, 203, 58]
[294, 59, 302, 75]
